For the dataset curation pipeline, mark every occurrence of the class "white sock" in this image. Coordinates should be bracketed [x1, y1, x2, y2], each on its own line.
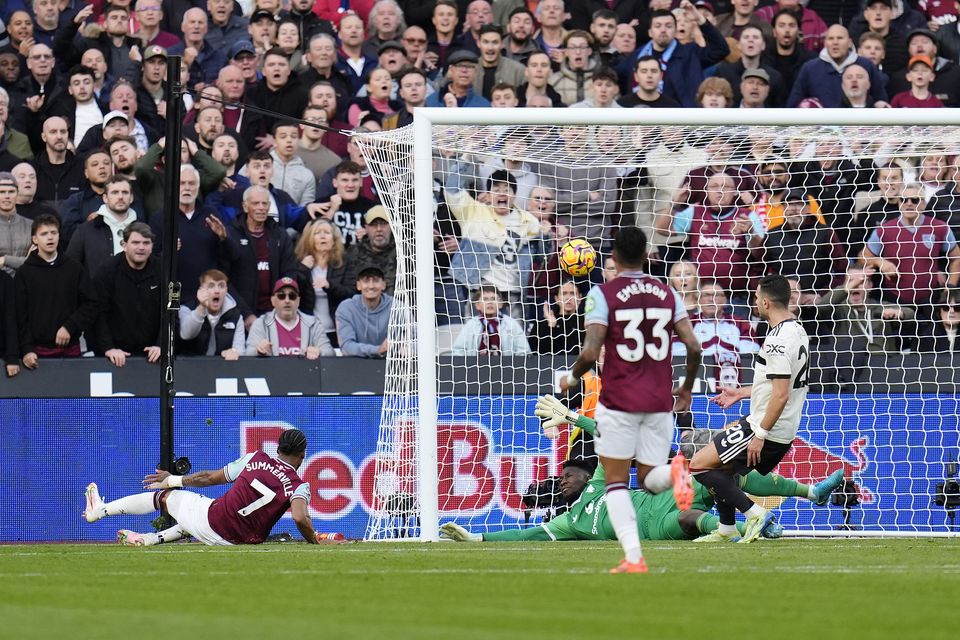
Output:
[718, 523, 738, 535]
[605, 484, 642, 563]
[103, 492, 156, 517]
[156, 525, 185, 545]
[745, 504, 765, 519]
[642, 465, 672, 493]
[807, 486, 816, 499]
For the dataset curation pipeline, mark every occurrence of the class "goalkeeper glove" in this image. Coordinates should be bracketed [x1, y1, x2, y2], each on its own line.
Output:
[534, 394, 579, 439]
[440, 522, 481, 542]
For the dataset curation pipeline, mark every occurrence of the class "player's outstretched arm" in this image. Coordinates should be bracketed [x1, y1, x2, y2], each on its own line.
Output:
[535, 394, 600, 437]
[673, 317, 703, 413]
[560, 324, 606, 394]
[290, 497, 320, 544]
[144, 468, 228, 489]
[709, 385, 752, 409]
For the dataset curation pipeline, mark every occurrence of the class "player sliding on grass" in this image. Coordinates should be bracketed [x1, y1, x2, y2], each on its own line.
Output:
[440, 395, 843, 543]
[83, 428, 321, 546]
[558, 227, 702, 573]
[689, 274, 812, 544]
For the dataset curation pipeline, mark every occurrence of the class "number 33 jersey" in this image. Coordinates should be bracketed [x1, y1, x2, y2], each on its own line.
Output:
[207, 450, 311, 544]
[584, 270, 687, 413]
[747, 319, 810, 444]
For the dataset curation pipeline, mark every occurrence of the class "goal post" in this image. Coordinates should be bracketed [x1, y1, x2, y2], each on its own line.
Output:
[356, 108, 960, 541]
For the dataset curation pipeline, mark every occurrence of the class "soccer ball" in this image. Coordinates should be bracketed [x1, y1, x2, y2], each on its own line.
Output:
[558, 239, 597, 277]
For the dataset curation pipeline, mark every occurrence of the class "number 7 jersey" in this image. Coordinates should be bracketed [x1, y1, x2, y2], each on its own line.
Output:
[584, 270, 688, 413]
[747, 319, 810, 444]
[207, 450, 311, 544]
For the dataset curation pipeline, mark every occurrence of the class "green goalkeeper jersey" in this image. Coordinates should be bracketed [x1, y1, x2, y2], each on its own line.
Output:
[482, 464, 714, 542]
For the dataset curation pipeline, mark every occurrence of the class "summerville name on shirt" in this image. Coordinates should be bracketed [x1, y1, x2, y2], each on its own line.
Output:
[245, 460, 295, 497]
[616, 280, 669, 302]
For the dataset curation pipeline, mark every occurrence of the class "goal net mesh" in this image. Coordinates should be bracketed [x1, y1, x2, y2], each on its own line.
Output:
[356, 121, 960, 539]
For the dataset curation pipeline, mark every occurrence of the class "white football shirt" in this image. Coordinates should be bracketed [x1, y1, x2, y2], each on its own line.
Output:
[747, 319, 810, 444]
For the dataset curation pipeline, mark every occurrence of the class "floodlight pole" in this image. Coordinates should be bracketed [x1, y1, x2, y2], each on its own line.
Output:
[158, 55, 184, 473]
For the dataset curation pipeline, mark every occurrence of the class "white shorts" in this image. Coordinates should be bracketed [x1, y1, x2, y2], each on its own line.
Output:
[593, 403, 673, 466]
[165, 491, 232, 546]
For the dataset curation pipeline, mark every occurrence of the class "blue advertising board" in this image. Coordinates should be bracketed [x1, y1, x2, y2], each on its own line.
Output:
[1, 395, 958, 542]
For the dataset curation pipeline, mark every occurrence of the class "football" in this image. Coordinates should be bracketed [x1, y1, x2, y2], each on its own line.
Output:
[558, 238, 597, 277]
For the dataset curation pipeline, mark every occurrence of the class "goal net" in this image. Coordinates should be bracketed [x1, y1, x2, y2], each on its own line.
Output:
[356, 109, 960, 540]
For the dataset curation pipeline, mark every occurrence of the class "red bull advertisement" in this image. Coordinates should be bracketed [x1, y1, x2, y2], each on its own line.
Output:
[1, 394, 957, 541]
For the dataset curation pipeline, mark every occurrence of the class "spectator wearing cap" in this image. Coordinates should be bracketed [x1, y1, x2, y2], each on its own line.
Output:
[516, 51, 566, 107]
[765, 9, 816, 91]
[348, 67, 402, 126]
[715, 0, 773, 42]
[426, 49, 491, 107]
[502, 8, 539, 65]
[242, 48, 308, 152]
[628, 4, 729, 108]
[248, 9, 280, 57]
[178, 268, 245, 359]
[617, 55, 681, 107]
[14, 214, 98, 365]
[738, 68, 770, 107]
[53, 5, 143, 84]
[850, 0, 910, 73]
[134, 0, 181, 50]
[550, 30, 602, 106]
[67, 174, 140, 279]
[342, 204, 398, 293]
[472, 24, 525, 101]
[10, 162, 57, 221]
[887, 29, 960, 106]
[713, 26, 787, 106]
[91, 221, 163, 366]
[373, 40, 410, 81]
[335, 265, 394, 358]
[428, 0, 465, 69]
[890, 54, 944, 107]
[787, 25, 888, 107]
[205, 0, 250, 52]
[0, 172, 32, 276]
[570, 65, 622, 108]
[229, 40, 261, 87]
[76, 108, 131, 159]
[761, 188, 844, 297]
[168, 7, 228, 87]
[34, 116, 85, 210]
[847, 0, 926, 49]
[135, 44, 167, 136]
[224, 184, 299, 325]
[281, 0, 337, 50]
[755, 0, 828, 53]
[362, 0, 406, 58]
[335, 12, 378, 94]
[246, 276, 334, 358]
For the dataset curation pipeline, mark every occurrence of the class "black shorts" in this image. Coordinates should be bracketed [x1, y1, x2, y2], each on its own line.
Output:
[713, 417, 792, 476]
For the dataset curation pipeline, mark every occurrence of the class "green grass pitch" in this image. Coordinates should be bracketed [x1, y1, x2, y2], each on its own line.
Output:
[1, 539, 957, 640]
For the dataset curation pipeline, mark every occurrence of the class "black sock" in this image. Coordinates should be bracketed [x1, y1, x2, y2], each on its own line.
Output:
[696, 469, 754, 514]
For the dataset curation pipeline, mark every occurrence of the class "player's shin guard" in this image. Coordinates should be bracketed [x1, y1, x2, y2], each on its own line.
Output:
[605, 483, 642, 564]
[696, 470, 755, 514]
[103, 492, 157, 517]
[641, 464, 672, 493]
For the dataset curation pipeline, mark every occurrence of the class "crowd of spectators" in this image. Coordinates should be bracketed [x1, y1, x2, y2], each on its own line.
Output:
[0, 0, 959, 375]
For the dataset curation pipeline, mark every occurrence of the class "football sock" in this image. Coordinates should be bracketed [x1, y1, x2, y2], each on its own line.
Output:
[103, 492, 156, 517]
[745, 504, 766, 519]
[716, 499, 737, 527]
[697, 470, 754, 513]
[156, 525, 185, 545]
[605, 483, 642, 563]
[739, 471, 809, 499]
[642, 464, 672, 493]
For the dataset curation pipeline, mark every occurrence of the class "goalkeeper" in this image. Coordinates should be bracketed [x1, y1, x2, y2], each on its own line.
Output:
[441, 395, 843, 543]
